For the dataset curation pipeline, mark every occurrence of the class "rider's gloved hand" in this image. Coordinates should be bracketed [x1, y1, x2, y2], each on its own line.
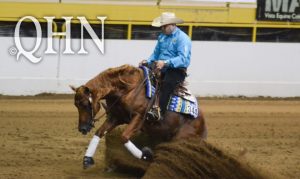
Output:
[139, 60, 148, 67]
[156, 60, 165, 70]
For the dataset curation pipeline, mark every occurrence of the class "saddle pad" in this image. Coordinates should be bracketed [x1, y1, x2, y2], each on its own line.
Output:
[140, 66, 198, 118]
[139, 66, 155, 98]
[168, 95, 199, 118]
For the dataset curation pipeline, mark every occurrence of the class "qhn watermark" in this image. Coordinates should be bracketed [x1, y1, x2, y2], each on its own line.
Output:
[9, 16, 107, 63]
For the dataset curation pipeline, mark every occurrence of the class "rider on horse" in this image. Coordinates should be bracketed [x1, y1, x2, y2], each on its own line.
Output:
[140, 12, 192, 120]
[71, 12, 201, 169]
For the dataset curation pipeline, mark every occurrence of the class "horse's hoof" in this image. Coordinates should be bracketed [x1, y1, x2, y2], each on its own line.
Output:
[83, 156, 94, 169]
[141, 147, 153, 161]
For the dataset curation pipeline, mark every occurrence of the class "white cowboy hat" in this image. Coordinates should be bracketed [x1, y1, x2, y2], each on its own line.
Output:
[151, 12, 184, 27]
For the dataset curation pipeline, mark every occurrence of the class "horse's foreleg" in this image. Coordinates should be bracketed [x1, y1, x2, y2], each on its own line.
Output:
[121, 114, 142, 143]
[83, 119, 118, 169]
[121, 115, 153, 161]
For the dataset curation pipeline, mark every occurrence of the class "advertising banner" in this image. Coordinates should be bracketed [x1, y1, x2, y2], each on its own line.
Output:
[257, 0, 300, 21]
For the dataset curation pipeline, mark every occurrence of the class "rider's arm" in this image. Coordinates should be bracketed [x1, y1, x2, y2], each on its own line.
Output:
[165, 34, 191, 68]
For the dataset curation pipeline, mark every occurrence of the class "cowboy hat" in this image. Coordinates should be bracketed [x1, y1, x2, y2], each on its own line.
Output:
[151, 12, 184, 27]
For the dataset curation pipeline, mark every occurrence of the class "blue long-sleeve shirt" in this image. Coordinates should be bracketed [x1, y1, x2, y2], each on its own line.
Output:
[147, 27, 191, 69]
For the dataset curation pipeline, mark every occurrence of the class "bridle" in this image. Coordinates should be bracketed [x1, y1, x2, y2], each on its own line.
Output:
[88, 96, 96, 128]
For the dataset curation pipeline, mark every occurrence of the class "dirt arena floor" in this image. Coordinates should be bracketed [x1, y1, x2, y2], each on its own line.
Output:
[0, 95, 299, 178]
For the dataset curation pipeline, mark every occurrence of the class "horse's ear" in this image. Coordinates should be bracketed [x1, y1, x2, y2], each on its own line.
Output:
[69, 85, 77, 92]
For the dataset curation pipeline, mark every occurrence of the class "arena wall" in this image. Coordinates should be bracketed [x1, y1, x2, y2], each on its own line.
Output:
[0, 36, 299, 97]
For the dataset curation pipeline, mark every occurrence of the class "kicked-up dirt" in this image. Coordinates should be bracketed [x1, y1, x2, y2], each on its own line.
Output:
[0, 95, 299, 178]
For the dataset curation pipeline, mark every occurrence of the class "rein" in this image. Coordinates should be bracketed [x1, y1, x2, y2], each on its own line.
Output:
[91, 96, 120, 122]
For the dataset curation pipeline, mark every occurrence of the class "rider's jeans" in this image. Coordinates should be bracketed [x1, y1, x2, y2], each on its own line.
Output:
[159, 68, 186, 114]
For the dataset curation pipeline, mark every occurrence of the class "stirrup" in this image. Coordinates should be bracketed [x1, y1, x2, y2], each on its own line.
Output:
[146, 106, 161, 121]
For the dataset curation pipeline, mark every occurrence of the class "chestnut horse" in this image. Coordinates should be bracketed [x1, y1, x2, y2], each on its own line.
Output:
[70, 64, 207, 169]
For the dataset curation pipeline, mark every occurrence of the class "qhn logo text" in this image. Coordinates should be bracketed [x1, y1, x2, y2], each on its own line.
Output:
[11, 16, 106, 63]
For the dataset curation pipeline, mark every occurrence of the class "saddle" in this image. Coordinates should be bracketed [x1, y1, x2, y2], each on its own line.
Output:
[140, 66, 198, 121]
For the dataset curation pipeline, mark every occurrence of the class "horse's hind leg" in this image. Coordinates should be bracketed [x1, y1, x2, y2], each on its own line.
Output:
[174, 123, 197, 140]
[174, 113, 207, 140]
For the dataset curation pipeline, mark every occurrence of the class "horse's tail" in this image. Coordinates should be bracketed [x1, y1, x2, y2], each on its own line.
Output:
[201, 121, 208, 140]
[199, 108, 208, 140]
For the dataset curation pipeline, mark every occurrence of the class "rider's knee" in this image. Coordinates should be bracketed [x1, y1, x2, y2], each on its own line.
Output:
[162, 80, 175, 86]
[161, 82, 175, 92]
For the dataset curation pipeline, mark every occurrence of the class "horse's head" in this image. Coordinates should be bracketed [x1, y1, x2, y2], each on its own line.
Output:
[70, 85, 95, 135]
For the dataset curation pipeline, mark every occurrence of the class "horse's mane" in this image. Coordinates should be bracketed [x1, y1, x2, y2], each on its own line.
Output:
[86, 64, 142, 92]
[101, 64, 140, 79]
